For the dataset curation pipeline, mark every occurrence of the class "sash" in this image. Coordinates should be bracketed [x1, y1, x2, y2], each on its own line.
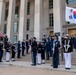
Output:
[64, 40, 70, 52]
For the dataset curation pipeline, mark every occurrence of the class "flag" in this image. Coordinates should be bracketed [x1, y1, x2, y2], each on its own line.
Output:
[65, 6, 76, 24]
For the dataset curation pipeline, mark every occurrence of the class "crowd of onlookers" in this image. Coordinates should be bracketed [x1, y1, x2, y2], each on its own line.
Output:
[0, 34, 76, 69]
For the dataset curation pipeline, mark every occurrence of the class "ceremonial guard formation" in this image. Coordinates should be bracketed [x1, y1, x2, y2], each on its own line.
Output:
[0, 33, 76, 70]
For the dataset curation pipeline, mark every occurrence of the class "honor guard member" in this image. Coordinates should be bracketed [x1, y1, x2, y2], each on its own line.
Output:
[0, 41, 4, 62]
[26, 40, 29, 54]
[17, 41, 21, 58]
[41, 41, 45, 64]
[4, 35, 8, 49]
[45, 39, 51, 60]
[22, 40, 25, 56]
[31, 37, 37, 66]
[62, 34, 73, 70]
[37, 40, 42, 65]
[6, 41, 11, 62]
[11, 44, 16, 61]
[52, 35, 60, 68]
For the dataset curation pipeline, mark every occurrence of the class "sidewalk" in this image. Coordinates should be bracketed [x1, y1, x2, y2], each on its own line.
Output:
[1, 61, 76, 73]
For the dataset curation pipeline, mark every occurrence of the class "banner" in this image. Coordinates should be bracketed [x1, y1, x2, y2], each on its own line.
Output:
[65, 6, 76, 24]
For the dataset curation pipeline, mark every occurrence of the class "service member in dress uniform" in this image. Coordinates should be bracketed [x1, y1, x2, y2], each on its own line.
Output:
[6, 41, 11, 62]
[41, 41, 45, 64]
[11, 44, 16, 61]
[37, 41, 42, 65]
[45, 39, 51, 60]
[17, 41, 21, 58]
[0, 41, 4, 62]
[26, 40, 29, 54]
[22, 40, 25, 56]
[31, 37, 37, 66]
[62, 34, 73, 70]
[52, 35, 60, 68]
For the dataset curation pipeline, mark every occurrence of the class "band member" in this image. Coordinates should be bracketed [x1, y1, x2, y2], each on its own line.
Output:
[17, 41, 21, 58]
[6, 41, 11, 62]
[62, 34, 73, 69]
[0, 41, 4, 62]
[37, 41, 42, 65]
[41, 42, 45, 64]
[52, 35, 60, 68]
[11, 44, 16, 61]
[31, 37, 37, 66]
[22, 40, 25, 56]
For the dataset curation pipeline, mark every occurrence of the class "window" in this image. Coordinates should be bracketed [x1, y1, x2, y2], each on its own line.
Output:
[4, 24, 7, 34]
[13, 35, 17, 43]
[14, 22, 18, 33]
[49, 0, 53, 9]
[27, 2, 30, 15]
[66, 0, 76, 4]
[49, 14, 53, 27]
[26, 34, 29, 40]
[5, 10, 8, 21]
[15, 6, 19, 19]
[26, 19, 30, 31]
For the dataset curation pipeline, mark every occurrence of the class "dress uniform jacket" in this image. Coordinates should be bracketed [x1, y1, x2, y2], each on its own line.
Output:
[62, 39, 73, 53]
[37, 44, 42, 53]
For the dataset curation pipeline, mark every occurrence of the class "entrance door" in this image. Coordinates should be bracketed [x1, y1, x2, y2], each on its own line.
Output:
[68, 28, 76, 36]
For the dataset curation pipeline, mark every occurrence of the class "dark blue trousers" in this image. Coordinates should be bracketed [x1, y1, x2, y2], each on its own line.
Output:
[0, 51, 3, 62]
[17, 49, 20, 58]
[53, 53, 59, 68]
[32, 52, 36, 65]
[22, 48, 25, 56]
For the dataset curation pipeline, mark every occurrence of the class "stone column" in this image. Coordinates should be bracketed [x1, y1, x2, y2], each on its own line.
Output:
[7, 0, 16, 42]
[18, 0, 28, 41]
[0, 0, 5, 33]
[53, 0, 66, 42]
[34, 0, 43, 40]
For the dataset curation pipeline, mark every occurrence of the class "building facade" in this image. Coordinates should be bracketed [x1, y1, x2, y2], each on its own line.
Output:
[0, 0, 76, 43]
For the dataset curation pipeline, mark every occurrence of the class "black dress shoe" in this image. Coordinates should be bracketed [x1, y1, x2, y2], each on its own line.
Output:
[0, 61, 3, 62]
[31, 64, 36, 66]
[65, 68, 70, 70]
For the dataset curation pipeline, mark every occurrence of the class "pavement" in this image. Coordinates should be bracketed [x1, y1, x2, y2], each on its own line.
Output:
[0, 61, 76, 73]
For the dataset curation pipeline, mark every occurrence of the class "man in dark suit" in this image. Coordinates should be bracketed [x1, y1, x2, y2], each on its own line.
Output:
[31, 37, 37, 66]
